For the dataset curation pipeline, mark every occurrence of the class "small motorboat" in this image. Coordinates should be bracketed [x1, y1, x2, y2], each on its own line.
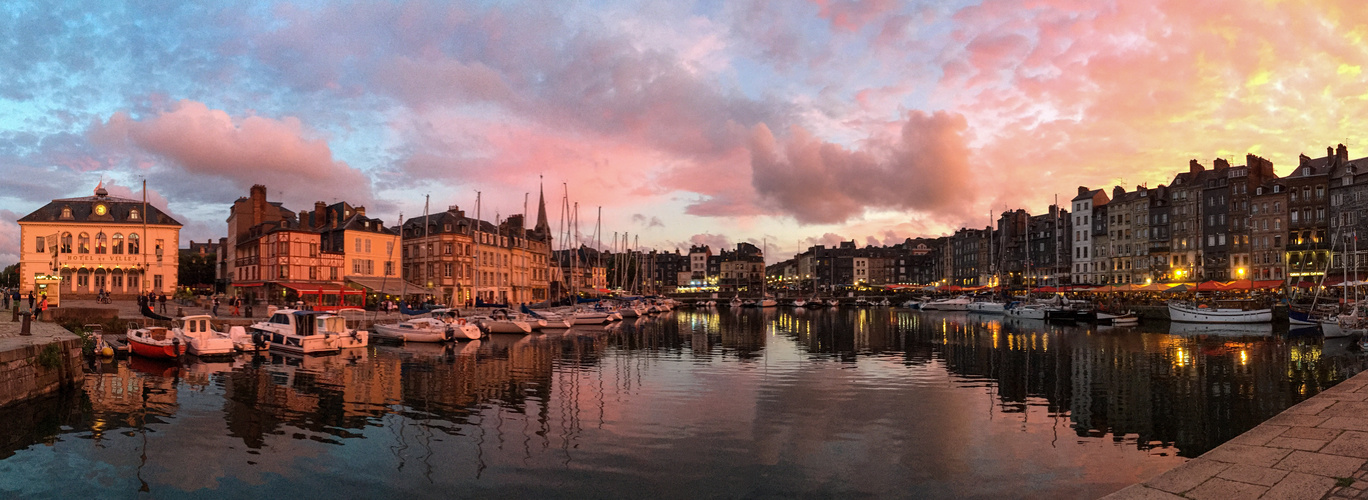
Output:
[174, 315, 235, 356]
[1096, 311, 1138, 325]
[249, 309, 341, 354]
[126, 325, 187, 359]
[476, 309, 535, 333]
[792, 299, 808, 308]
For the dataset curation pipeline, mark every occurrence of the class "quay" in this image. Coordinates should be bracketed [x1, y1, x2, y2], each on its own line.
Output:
[0, 317, 83, 408]
[1107, 370, 1368, 499]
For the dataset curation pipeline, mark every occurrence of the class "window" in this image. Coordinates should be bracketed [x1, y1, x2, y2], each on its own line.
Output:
[385, 261, 394, 276]
[129, 209, 139, 220]
[111, 233, 123, 254]
[34, 236, 44, 253]
[75, 232, 89, 253]
[355, 237, 362, 252]
[94, 232, 107, 254]
[365, 239, 371, 253]
[153, 274, 163, 290]
[60, 207, 73, 219]
[280, 266, 289, 279]
[309, 267, 317, 280]
[1317, 185, 1325, 199]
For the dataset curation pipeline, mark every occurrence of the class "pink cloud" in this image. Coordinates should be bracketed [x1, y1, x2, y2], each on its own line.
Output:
[88, 100, 375, 211]
[748, 110, 974, 224]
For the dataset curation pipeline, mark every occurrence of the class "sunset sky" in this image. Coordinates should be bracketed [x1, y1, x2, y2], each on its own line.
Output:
[3, 0, 1367, 265]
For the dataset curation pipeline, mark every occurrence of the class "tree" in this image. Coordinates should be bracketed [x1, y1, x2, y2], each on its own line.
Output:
[0, 264, 17, 288]
[178, 252, 215, 288]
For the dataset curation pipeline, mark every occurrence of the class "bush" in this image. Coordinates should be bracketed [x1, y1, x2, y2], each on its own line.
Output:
[35, 343, 62, 370]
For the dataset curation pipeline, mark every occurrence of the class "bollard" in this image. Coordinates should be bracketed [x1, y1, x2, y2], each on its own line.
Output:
[20, 313, 30, 336]
[177, 307, 184, 317]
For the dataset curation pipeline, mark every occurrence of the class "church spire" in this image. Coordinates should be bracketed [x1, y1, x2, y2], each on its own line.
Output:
[534, 175, 550, 234]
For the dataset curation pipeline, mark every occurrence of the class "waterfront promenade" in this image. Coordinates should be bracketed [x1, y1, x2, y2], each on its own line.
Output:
[1107, 369, 1368, 499]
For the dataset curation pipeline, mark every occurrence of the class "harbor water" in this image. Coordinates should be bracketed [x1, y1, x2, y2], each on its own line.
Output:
[0, 308, 1362, 498]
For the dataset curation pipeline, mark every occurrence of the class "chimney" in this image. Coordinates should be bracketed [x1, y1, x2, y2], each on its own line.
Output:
[1078, 186, 1088, 197]
[250, 184, 266, 226]
[314, 201, 326, 229]
[1329, 146, 1335, 158]
[1189, 159, 1203, 174]
[1214, 158, 1230, 170]
[1300, 153, 1310, 167]
[356, 206, 365, 217]
[1338, 144, 1348, 162]
[1112, 185, 1125, 200]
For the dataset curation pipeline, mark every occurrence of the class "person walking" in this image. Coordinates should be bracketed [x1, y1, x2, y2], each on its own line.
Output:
[230, 296, 240, 316]
[212, 296, 220, 317]
[158, 293, 167, 314]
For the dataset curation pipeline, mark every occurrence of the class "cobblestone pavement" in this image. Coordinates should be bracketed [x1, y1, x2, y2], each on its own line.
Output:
[1106, 371, 1368, 499]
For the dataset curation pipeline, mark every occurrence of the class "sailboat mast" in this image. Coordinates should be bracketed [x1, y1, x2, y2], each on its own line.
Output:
[474, 191, 481, 304]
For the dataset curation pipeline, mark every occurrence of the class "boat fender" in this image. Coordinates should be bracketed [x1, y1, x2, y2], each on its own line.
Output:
[458, 318, 466, 325]
[172, 337, 182, 357]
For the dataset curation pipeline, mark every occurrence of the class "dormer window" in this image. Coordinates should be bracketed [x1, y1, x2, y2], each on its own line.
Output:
[1303, 167, 1311, 176]
[129, 209, 140, 220]
[60, 206, 73, 219]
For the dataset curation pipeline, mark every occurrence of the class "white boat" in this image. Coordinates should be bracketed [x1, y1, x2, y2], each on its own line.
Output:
[316, 312, 369, 349]
[126, 325, 187, 359]
[526, 309, 573, 329]
[1096, 311, 1138, 325]
[729, 297, 744, 308]
[571, 308, 611, 325]
[792, 299, 808, 307]
[1005, 303, 1048, 320]
[923, 296, 971, 311]
[476, 309, 535, 333]
[758, 298, 778, 308]
[1167, 301, 1272, 323]
[902, 299, 926, 309]
[174, 315, 236, 356]
[249, 309, 341, 354]
[373, 313, 481, 342]
[853, 297, 871, 307]
[226, 326, 268, 352]
[877, 298, 891, 307]
[825, 299, 840, 307]
[966, 301, 1006, 314]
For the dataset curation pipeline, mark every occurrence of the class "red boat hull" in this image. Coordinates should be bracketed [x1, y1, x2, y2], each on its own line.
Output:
[128, 338, 186, 359]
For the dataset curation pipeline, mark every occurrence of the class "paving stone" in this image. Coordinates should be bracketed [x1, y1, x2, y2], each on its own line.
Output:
[1281, 426, 1343, 441]
[1229, 425, 1292, 447]
[1321, 417, 1368, 432]
[1318, 391, 1368, 402]
[1323, 432, 1368, 459]
[1184, 477, 1269, 500]
[1266, 413, 1331, 428]
[1203, 444, 1294, 468]
[1265, 436, 1329, 451]
[1274, 451, 1367, 477]
[1321, 402, 1368, 418]
[1144, 458, 1231, 494]
[1285, 397, 1340, 415]
[1101, 484, 1186, 500]
[1260, 471, 1337, 500]
[1215, 463, 1289, 486]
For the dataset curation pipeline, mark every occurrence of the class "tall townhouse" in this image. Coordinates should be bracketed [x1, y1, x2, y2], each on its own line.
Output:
[1327, 145, 1368, 281]
[1251, 179, 1289, 281]
[1201, 159, 1234, 280]
[1284, 147, 1338, 283]
[1168, 161, 1212, 280]
[300, 201, 400, 286]
[950, 227, 991, 286]
[401, 207, 478, 305]
[1147, 185, 1171, 282]
[1106, 185, 1149, 284]
[1226, 154, 1276, 281]
[1092, 202, 1110, 283]
[996, 209, 1029, 287]
[1070, 187, 1109, 284]
[1027, 205, 1070, 285]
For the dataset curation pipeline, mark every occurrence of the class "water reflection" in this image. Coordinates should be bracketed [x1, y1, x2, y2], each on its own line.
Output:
[0, 309, 1361, 498]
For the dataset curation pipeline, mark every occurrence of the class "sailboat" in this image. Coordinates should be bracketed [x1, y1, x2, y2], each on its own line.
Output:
[757, 238, 777, 307]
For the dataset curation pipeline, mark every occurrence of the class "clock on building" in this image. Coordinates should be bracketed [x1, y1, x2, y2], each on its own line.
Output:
[94, 204, 107, 216]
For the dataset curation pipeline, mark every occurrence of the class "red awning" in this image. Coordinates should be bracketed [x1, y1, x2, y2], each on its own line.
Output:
[1252, 280, 1284, 290]
[234, 282, 264, 287]
[1195, 280, 1225, 291]
[280, 282, 364, 295]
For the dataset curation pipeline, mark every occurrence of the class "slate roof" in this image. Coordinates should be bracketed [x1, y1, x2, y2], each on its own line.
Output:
[18, 194, 182, 226]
